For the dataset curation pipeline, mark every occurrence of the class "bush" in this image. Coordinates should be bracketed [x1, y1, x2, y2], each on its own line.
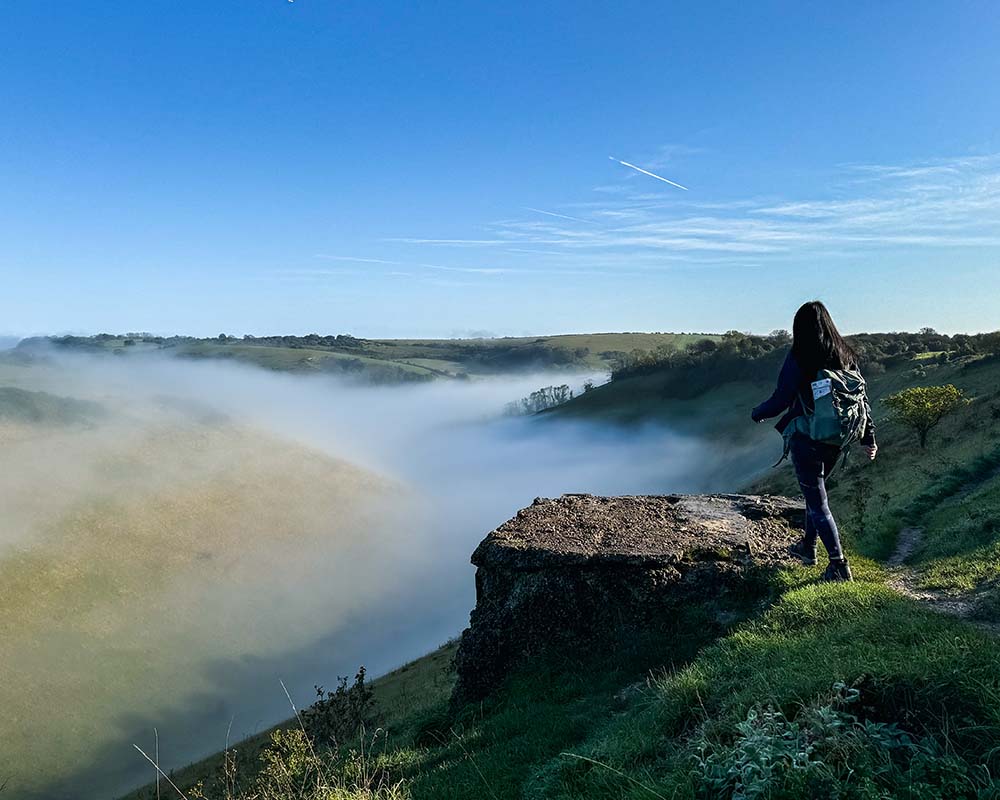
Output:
[302, 667, 377, 749]
[187, 727, 408, 800]
[183, 667, 402, 800]
[883, 385, 970, 449]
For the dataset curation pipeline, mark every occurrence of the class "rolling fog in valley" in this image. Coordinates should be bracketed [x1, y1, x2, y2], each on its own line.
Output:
[0, 352, 763, 798]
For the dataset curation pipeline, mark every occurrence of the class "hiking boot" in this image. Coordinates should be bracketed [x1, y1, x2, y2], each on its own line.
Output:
[788, 537, 817, 566]
[822, 559, 853, 582]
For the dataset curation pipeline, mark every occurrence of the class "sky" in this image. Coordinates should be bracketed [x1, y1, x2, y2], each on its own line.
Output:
[2, 1, 1000, 339]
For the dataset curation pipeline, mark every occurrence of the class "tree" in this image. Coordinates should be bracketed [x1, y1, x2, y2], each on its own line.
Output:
[883, 384, 969, 449]
[504, 384, 575, 416]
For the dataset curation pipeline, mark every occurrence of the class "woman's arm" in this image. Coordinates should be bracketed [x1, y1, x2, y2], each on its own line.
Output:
[751, 351, 801, 422]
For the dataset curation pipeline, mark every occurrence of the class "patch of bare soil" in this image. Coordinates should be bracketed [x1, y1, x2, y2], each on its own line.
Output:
[886, 526, 1000, 635]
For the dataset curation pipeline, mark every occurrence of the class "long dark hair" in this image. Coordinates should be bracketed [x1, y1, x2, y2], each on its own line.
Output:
[791, 301, 858, 376]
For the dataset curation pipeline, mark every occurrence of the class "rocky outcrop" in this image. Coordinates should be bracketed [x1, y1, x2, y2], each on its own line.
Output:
[452, 493, 804, 704]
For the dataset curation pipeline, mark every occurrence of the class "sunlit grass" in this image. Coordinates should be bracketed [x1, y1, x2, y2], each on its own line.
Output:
[0, 412, 392, 798]
[120, 355, 1000, 800]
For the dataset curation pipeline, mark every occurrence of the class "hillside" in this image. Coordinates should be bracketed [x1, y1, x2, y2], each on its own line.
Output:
[120, 330, 1000, 800]
[0, 385, 103, 425]
[15, 331, 716, 381]
[0, 365, 408, 799]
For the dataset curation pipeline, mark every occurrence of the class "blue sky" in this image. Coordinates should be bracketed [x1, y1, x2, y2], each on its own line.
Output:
[3, 1, 1000, 338]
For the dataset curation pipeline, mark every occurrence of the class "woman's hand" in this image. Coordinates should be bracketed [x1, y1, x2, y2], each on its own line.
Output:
[863, 443, 878, 461]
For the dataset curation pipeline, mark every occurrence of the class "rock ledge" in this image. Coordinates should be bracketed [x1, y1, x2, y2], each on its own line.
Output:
[452, 493, 803, 703]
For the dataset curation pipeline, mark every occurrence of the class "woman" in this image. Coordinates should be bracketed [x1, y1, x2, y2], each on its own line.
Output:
[751, 301, 877, 582]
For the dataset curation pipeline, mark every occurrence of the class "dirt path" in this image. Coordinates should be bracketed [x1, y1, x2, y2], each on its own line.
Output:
[886, 526, 1000, 634]
[887, 526, 923, 568]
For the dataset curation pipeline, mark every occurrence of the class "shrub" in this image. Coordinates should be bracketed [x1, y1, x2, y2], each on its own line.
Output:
[303, 667, 377, 749]
[691, 685, 1000, 800]
[883, 385, 969, 449]
[186, 726, 408, 800]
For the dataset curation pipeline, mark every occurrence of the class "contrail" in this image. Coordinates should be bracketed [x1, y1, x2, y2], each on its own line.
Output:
[609, 156, 689, 191]
[523, 207, 597, 225]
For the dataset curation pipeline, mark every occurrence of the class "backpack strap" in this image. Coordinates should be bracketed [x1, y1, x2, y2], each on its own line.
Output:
[828, 445, 850, 479]
[773, 414, 807, 468]
[772, 434, 792, 468]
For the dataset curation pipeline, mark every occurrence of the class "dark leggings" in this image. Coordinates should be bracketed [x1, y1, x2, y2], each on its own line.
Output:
[789, 434, 844, 561]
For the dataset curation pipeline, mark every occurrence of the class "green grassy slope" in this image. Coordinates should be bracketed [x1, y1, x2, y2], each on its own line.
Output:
[372, 332, 716, 374]
[21, 331, 717, 381]
[121, 347, 1000, 800]
[746, 355, 1000, 576]
[119, 643, 459, 800]
[0, 385, 103, 425]
[174, 341, 443, 381]
[124, 572, 1000, 800]
[543, 579, 1000, 799]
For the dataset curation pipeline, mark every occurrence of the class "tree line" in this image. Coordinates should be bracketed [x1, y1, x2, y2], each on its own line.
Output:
[610, 328, 1000, 398]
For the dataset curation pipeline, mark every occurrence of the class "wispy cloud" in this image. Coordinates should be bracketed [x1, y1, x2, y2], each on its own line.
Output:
[298, 154, 1000, 291]
[264, 268, 360, 280]
[422, 263, 510, 275]
[522, 207, 598, 225]
[387, 238, 512, 246]
[313, 255, 402, 265]
[640, 143, 706, 171]
[391, 154, 1000, 265]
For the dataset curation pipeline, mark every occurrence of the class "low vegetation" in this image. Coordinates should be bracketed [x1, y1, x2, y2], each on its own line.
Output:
[16, 331, 715, 382]
[122, 327, 1000, 800]
[128, 582, 1000, 800]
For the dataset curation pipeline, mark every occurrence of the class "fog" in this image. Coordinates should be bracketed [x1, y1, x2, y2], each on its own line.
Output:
[0, 352, 762, 799]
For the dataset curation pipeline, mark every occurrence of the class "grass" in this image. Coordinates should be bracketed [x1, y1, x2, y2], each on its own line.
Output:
[120, 347, 1000, 800]
[26, 332, 718, 381]
[135, 603, 731, 800]
[0, 385, 102, 425]
[120, 644, 460, 800]
[540, 580, 1000, 799]
[741, 354, 1000, 570]
[395, 603, 732, 800]
[173, 343, 441, 381]
[557, 370, 770, 437]
[909, 476, 1000, 592]
[375, 333, 717, 374]
[137, 576, 1000, 800]
[0, 406, 393, 799]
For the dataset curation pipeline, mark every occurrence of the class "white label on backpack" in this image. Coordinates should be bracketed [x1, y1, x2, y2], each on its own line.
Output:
[812, 378, 832, 400]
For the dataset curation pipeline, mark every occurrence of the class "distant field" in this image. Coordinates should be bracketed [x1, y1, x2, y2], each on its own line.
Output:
[17, 331, 720, 381]
[372, 332, 717, 374]
[175, 342, 441, 380]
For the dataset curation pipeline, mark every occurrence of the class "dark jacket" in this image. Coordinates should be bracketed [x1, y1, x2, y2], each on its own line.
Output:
[751, 350, 875, 445]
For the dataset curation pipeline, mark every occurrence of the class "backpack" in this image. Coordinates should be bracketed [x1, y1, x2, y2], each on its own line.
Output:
[776, 368, 869, 466]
